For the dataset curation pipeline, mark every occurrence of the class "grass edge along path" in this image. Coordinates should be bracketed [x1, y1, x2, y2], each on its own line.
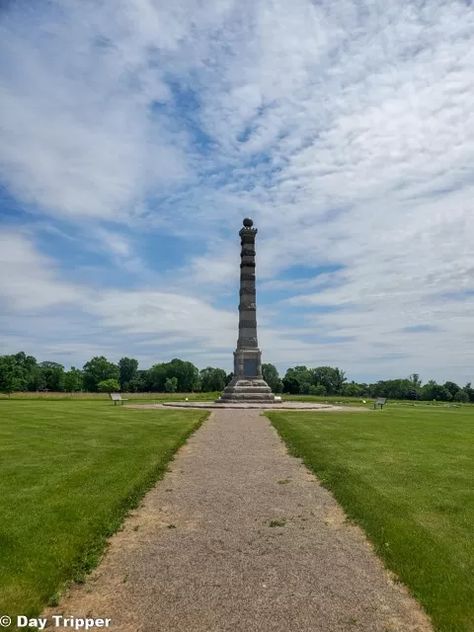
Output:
[0, 401, 209, 623]
[267, 408, 474, 632]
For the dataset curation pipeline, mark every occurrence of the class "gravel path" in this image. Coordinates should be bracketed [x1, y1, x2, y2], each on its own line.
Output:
[46, 410, 432, 632]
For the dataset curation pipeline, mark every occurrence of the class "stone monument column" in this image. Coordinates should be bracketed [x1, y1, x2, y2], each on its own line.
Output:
[217, 218, 276, 403]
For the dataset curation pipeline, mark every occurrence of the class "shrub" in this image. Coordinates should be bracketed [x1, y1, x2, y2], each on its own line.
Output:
[97, 379, 120, 393]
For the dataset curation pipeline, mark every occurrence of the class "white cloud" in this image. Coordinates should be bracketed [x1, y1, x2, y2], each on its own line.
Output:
[0, 230, 236, 365]
[0, 231, 84, 310]
[0, 1, 189, 221]
[89, 289, 235, 348]
[1, 0, 474, 381]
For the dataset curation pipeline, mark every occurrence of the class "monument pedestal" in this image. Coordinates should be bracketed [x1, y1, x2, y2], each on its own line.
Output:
[217, 378, 275, 403]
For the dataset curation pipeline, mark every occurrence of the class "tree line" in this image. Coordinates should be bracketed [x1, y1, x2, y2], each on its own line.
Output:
[0, 352, 472, 402]
[279, 367, 473, 403]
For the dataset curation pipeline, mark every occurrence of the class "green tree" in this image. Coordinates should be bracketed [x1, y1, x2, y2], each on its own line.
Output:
[0, 356, 25, 395]
[64, 367, 83, 392]
[39, 361, 65, 391]
[118, 357, 138, 391]
[82, 356, 119, 392]
[300, 381, 312, 394]
[19, 352, 38, 390]
[147, 363, 167, 391]
[97, 378, 120, 393]
[164, 377, 178, 393]
[453, 389, 469, 403]
[342, 382, 364, 397]
[168, 358, 200, 391]
[463, 382, 474, 402]
[443, 381, 460, 399]
[28, 365, 46, 391]
[282, 366, 313, 394]
[129, 370, 149, 392]
[309, 384, 326, 396]
[148, 359, 199, 392]
[200, 367, 227, 392]
[370, 379, 418, 400]
[262, 363, 283, 393]
[421, 380, 452, 401]
[0, 352, 38, 394]
[408, 373, 422, 389]
[16, 352, 38, 390]
[312, 366, 346, 394]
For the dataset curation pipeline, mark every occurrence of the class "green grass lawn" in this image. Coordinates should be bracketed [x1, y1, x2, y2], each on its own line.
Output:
[267, 405, 474, 632]
[0, 391, 220, 401]
[0, 400, 207, 619]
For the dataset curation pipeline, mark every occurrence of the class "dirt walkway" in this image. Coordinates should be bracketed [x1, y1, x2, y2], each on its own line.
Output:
[46, 410, 432, 632]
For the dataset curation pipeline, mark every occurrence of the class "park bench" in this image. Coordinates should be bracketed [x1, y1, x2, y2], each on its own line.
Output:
[109, 392, 128, 406]
[373, 397, 387, 409]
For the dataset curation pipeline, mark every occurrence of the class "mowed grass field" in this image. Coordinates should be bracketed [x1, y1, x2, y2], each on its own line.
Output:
[0, 391, 220, 401]
[267, 405, 474, 632]
[0, 400, 207, 620]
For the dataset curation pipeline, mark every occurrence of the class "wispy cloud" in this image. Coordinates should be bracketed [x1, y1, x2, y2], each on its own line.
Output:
[1, 0, 473, 381]
[0, 230, 236, 363]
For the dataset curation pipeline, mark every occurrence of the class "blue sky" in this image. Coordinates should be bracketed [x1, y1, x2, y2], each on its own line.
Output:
[0, 0, 473, 382]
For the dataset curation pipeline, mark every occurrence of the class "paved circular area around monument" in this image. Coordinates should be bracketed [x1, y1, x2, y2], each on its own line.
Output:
[45, 409, 432, 632]
[126, 401, 365, 411]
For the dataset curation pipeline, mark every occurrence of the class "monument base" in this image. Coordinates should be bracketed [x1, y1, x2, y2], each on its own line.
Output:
[216, 378, 276, 403]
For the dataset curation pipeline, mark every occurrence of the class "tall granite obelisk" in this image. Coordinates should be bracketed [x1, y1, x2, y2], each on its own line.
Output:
[217, 218, 276, 403]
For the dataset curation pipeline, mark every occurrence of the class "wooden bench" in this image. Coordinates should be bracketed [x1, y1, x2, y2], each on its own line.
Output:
[109, 392, 128, 406]
[373, 397, 387, 409]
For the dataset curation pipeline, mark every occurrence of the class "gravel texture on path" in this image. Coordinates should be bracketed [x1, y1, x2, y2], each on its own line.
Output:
[44, 410, 432, 632]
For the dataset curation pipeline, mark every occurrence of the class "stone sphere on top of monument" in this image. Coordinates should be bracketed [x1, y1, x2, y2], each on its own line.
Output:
[243, 217, 253, 227]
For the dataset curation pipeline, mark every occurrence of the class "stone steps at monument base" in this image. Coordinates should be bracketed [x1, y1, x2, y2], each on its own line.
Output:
[228, 379, 270, 387]
[217, 393, 276, 402]
[223, 386, 273, 394]
[217, 376, 276, 402]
